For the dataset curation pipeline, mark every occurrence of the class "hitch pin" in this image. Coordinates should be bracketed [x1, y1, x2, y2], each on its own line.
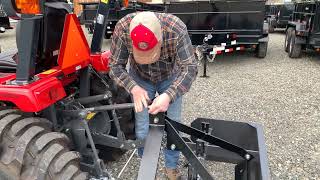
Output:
[117, 149, 137, 179]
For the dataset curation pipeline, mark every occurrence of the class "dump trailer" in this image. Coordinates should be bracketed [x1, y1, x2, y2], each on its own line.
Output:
[285, 1, 320, 58]
[265, 3, 295, 33]
[136, 0, 269, 59]
[0, 0, 270, 179]
[79, 0, 135, 38]
[0, 4, 11, 33]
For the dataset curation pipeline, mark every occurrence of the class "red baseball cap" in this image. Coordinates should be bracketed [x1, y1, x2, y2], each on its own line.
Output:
[130, 12, 162, 64]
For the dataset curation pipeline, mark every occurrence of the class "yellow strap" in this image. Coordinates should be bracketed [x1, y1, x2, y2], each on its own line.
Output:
[86, 112, 97, 121]
[101, 0, 109, 4]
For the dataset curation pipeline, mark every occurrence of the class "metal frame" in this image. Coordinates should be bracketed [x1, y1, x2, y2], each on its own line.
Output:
[135, 113, 270, 180]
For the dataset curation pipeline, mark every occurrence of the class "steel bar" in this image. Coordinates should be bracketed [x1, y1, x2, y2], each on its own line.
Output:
[92, 132, 145, 150]
[81, 118, 108, 177]
[137, 114, 166, 180]
[60, 103, 135, 118]
[108, 100, 126, 140]
[76, 94, 111, 105]
[86, 103, 134, 112]
[137, 125, 164, 180]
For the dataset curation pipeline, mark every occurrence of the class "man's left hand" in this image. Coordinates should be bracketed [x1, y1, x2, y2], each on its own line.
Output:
[148, 93, 171, 114]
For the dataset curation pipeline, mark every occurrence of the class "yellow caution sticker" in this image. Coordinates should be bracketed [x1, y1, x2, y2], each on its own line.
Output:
[101, 0, 109, 4]
[41, 69, 57, 75]
[86, 112, 97, 121]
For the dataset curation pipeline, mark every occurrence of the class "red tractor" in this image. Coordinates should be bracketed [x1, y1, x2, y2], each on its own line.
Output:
[0, 0, 270, 179]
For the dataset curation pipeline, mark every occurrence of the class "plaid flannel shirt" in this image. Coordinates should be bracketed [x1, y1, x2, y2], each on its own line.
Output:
[109, 12, 198, 101]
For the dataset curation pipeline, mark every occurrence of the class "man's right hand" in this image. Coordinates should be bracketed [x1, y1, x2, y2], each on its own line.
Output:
[131, 85, 150, 113]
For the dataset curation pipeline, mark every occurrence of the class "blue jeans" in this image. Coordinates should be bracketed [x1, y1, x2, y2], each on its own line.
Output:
[130, 71, 182, 169]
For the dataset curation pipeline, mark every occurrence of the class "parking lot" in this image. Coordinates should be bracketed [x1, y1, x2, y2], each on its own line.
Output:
[1, 27, 320, 179]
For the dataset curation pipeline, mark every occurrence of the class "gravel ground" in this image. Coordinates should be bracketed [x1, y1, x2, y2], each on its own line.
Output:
[1, 26, 320, 180]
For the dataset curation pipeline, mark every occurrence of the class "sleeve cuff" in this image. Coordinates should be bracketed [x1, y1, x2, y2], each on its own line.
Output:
[165, 87, 178, 102]
[124, 80, 138, 93]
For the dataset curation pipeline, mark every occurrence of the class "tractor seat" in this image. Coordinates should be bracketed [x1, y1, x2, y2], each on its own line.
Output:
[0, 49, 18, 71]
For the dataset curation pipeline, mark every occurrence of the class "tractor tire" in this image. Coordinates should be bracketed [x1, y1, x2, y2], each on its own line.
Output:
[285, 28, 293, 52]
[288, 31, 302, 58]
[256, 42, 268, 58]
[0, 109, 87, 180]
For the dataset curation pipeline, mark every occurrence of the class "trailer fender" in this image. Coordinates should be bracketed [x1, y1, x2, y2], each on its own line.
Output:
[293, 36, 306, 45]
[263, 22, 269, 34]
[258, 36, 269, 43]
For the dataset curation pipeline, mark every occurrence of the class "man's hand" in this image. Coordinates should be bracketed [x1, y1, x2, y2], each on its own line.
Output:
[148, 93, 171, 115]
[131, 85, 150, 113]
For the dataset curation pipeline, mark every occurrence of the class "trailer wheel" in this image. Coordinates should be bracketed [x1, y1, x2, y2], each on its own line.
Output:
[285, 28, 293, 52]
[288, 31, 302, 58]
[0, 109, 87, 180]
[104, 33, 112, 39]
[256, 42, 268, 58]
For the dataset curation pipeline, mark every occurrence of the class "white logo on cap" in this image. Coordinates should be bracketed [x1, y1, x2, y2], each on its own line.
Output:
[138, 42, 149, 50]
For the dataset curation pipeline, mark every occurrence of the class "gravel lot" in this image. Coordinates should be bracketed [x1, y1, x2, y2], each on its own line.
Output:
[1, 26, 320, 180]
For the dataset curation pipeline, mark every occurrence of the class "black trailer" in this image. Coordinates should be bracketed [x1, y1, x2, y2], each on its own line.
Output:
[79, 1, 135, 39]
[285, 1, 320, 58]
[265, 3, 294, 33]
[137, 0, 269, 59]
[0, 4, 11, 33]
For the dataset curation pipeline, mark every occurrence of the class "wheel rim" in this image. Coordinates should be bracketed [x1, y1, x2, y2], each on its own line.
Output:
[285, 34, 289, 49]
[289, 36, 293, 53]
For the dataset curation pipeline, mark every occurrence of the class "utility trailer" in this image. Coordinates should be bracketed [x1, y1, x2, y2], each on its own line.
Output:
[265, 3, 295, 33]
[285, 1, 320, 58]
[136, 0, 269, 59]
[0, 0, 270, 179]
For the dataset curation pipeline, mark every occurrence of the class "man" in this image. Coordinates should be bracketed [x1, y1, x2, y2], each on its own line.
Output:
[109, 11, 198, 180]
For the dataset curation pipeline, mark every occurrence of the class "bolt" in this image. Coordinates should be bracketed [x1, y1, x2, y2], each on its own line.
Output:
[171, 144, 176, 150]
[120, 144, 124, 148]
[8, 145, 14, 148]
[132, 144, 136, 148]
[245, 154, 251, 160]
[65, 129, 70, 133]
[154, 117, 159, 124]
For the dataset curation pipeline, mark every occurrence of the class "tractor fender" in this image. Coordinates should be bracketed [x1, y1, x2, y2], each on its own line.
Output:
[263, 22, 269, 35]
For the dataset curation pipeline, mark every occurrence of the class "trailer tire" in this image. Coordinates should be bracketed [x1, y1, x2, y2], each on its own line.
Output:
[269, 24, 274, 33]
[256, 42, 268, 58]
[285, 28, 293, 52]
[0, 110, 87, 180]
[288, 31, 302, 58]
